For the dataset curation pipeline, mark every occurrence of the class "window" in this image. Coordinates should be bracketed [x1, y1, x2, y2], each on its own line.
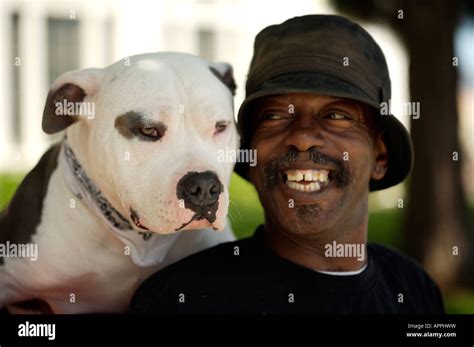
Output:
[198, 28, 215, 61]
[47, 17, 79, 85]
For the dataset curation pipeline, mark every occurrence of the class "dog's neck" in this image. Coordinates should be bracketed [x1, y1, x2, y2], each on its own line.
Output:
[63, 138, 146, 235]
[66, 124, 124, 213]
[59, 136, 181, 267]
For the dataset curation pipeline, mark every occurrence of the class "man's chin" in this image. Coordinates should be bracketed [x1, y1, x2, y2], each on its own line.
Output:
[266, 198, 331, 236]
[295, 204, 322, 222]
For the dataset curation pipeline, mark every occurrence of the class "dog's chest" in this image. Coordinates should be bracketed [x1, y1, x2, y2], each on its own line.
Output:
[5, 168, 156, 312]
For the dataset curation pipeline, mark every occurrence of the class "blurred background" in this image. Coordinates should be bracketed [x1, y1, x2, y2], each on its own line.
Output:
[0, 0, 473, 313]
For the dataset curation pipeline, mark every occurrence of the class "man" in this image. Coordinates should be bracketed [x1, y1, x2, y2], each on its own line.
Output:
[130, 15, 444, 314]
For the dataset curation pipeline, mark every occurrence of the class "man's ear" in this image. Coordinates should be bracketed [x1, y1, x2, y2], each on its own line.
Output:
[371, 133, 388, 181]
[209, 62, 236, 96]
[42, 68, 103, 134]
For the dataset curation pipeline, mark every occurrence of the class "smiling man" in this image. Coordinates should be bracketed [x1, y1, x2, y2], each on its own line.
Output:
[130, 15, 444, 314]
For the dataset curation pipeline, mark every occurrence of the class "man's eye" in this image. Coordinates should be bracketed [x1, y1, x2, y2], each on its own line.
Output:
[139, 127, 160, 138]
[327, 112, 351, 120]
[261, 113, 285, 120]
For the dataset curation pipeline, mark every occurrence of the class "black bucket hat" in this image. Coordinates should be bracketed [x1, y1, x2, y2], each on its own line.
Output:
[235, 14, 414, 191]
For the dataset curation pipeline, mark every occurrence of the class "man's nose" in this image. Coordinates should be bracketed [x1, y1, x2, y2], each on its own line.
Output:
[176, 171, 223, 219]
[284, 116, 325, 152]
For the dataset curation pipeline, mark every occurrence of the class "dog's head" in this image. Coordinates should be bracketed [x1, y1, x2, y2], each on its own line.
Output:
[42, 53, 239, 234]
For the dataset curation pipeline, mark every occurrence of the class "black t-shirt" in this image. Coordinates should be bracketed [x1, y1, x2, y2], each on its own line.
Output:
[130, 226, 444, 314]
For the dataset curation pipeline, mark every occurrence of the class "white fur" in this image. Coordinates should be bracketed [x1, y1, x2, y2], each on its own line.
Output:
[0, 52, 238, 313]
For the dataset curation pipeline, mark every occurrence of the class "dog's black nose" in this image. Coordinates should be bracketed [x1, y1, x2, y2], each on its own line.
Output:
[177, 171, 223, 221]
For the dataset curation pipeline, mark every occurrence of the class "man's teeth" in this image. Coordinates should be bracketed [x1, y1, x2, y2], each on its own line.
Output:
[287, 181, 321, 192]
[319, 170, 328, 182]
[286, 169, 329, 182]
[285, 169, 330, 192]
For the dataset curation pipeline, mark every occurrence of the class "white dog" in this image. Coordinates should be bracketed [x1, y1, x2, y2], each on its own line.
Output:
[0, 52, 238, 313]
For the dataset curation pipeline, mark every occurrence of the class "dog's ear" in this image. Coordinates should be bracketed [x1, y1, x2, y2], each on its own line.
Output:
[209, 62, 236, 96]
[42, 68, 103, 134]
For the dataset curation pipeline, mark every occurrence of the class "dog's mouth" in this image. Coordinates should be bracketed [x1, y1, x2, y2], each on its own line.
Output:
[174, 212, 218, 232]
[130, 208, 150, 230]
[130, 208, 217, 234]
[174, 214, 199, 232]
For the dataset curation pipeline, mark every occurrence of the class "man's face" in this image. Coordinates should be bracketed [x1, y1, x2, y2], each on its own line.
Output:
[248, 93, 387, 237]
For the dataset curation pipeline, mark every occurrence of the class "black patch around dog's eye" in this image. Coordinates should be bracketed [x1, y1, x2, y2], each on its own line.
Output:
[115, 111, 167, 142]
[215, 120, 230, 134]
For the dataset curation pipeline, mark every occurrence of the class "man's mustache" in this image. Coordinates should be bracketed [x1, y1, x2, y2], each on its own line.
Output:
[263, 147, 352, 189]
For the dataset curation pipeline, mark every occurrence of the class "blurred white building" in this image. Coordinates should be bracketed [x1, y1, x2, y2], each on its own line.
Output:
[0, 0, 411, 179]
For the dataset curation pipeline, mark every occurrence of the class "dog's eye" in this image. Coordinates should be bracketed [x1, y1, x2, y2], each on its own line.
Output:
[215, 121, 230, 134]
[139, 127, 160, 138]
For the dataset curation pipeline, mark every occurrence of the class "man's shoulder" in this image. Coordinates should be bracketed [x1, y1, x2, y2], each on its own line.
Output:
[150, 234, 256, 279]
[369, 243, 424, 272]
[369, 243, 430, 279]
[371, 243, 445, 312]
[368, 243, 443, 309]
[130, 235, 258, 312]
[181, 233, 256, 261]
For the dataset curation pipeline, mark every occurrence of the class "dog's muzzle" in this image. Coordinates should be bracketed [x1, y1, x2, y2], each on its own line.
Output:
[176, 171, 223, 223]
